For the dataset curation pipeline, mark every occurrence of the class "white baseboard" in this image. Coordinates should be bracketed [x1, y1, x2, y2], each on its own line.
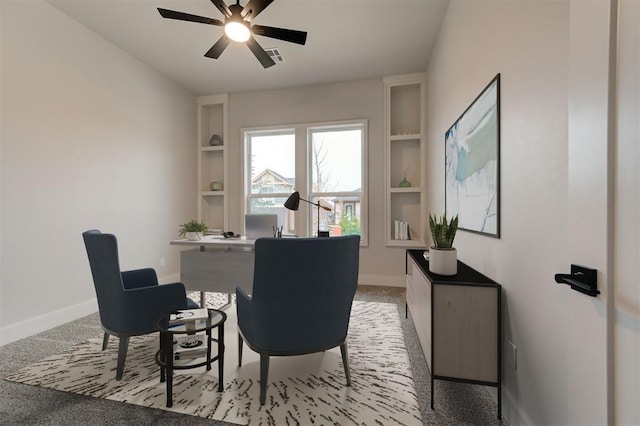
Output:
[167, 272, 406, 288]
[0, 273, 404, 347]
[160, 272, 181, 284]
[0, 298, 98, 347]
[501, 387, 531, 425]
[358, 274, 405, 288]
[0, 272, 182, 347]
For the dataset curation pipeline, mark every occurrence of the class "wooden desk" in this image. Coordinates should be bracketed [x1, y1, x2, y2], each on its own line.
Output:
[170, 237, 256, 305]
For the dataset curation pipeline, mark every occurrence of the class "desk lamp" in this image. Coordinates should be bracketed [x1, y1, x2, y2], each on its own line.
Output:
[284, 191, 331, 237]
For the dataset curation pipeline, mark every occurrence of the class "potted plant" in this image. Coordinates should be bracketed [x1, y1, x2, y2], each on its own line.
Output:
[179, 220, 208, 241]
[428, 213, 459, 276]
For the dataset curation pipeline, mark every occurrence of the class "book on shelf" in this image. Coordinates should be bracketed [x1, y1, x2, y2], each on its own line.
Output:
[394, 220, 412, 241]
[169, 308, 208, 324]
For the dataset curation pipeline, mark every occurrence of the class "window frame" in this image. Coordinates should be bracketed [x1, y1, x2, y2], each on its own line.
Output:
[242, 119, 368, 246]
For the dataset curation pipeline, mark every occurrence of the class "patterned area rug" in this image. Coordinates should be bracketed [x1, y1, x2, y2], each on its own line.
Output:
[4, 300, 421, 425]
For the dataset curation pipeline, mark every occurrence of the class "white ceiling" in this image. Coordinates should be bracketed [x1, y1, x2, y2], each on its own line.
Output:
[48, 0, 450, 96]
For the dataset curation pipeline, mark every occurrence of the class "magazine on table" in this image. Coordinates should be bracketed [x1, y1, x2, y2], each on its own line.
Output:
[169, 308, 208, 324]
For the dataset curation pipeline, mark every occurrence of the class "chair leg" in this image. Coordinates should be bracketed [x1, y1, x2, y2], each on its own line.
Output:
[238, 334, 244, 367]
[340, 343, 352, 386]
[115, 336, 129, 381]
[259, 354, 269, 405]
[102, 332, 110, 351]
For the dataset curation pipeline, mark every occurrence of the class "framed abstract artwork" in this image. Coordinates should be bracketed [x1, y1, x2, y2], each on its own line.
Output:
[445, 74, 500, 238]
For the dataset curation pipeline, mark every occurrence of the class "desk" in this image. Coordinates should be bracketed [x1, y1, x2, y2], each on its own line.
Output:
[170, 237, 256, 306]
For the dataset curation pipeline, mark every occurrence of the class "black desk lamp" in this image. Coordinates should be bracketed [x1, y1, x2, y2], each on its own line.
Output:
[284, 191, 332, 237]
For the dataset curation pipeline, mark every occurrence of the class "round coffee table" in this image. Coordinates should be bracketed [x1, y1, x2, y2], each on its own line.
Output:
[155, 308, 226, 407]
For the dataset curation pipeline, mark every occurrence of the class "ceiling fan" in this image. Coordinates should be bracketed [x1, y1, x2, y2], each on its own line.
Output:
[158, 0, 308, 68]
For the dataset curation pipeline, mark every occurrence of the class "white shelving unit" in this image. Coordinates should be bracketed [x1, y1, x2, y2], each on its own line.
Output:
[197, 94, 228, 232]
[384, 74, 426, 247]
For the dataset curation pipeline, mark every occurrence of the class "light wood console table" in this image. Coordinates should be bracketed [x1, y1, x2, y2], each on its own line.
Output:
[405, 249, 502, 419]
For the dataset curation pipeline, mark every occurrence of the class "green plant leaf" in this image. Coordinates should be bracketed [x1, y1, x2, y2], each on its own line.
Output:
[178, 219, 208, 236]
[428, 213, 458, 249]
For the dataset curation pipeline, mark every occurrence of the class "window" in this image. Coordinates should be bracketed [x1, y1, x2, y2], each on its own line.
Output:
[309, 123, 365, 239]
[243, 120, 367, 244]
[244, 129, 296, 233]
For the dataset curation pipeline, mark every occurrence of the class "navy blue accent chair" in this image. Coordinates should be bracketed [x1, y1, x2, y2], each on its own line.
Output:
[236, 235, 360, 405]
[82, 229, 198, 380]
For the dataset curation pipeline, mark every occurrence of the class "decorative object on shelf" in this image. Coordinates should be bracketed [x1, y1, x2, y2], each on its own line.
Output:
[178, 220, 208, 241]
[428, 213, 458, 276]
[209, 134, 223, 146]
[210, 181, 223, 191]
[399, 168, 412, 187]
[399, 177, 412, 187]
[445, 73, 500, 238]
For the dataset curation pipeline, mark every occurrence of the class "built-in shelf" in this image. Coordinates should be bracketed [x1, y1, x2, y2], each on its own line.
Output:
[200, 146, 224, 152]
[389, 187, 422, 193]
[390, 133, 422, 140]
[387, 239, 424, 248]
[384, 74, 426, 247]
[197, 94, 228, 231]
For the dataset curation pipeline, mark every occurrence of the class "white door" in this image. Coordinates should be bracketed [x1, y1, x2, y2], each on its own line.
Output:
[567, 1, 616, 424]
[613, 1, 640, 424]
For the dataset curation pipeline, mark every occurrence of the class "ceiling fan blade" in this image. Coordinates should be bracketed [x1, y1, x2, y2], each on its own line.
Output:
[241, 0, 275, 22]
[209, 0, 232, 18]
[204, 35, 232, 59]
[157, 8, 223, 26]
[246, 36, 276, 68]
[251, 25, 307, 45]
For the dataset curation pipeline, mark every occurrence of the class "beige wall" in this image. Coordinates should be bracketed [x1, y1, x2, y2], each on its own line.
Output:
[424, 1, 570, 423]
[226, 80, 409, 285]
[3, 1, 637, 422]
[0, 2, 197, 344]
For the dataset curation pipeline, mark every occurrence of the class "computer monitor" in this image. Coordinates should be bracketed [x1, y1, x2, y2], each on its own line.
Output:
[245, 214, 278, 239]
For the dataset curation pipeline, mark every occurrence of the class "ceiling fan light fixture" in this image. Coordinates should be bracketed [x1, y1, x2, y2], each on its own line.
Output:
[225, 20, 250, 42]
[158, 1, 307, 68]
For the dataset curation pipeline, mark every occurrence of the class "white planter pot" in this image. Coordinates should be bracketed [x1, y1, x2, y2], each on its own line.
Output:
[429, 247, 457, 276]
[185, 232, 203, 241]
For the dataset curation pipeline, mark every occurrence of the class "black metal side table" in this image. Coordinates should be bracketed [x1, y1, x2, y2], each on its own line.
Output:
[155, 308, 226, 407]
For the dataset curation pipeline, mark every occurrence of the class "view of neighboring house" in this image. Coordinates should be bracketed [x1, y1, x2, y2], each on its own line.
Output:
[251, 169, 360, 236]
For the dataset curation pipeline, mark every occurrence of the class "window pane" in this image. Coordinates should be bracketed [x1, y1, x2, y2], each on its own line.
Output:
[249, 196, 294, 234]
[311, 128, 362, 192]
[312, 195, 361, 237]
[249, 132, 295, 195]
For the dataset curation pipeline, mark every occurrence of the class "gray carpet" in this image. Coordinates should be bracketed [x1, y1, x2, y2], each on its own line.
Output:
[0, 286, 505, 425]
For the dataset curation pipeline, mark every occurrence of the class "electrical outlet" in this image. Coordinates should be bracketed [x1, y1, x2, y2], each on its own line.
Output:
[508, 341, 517, 371]
[160, 257, 166, 267]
